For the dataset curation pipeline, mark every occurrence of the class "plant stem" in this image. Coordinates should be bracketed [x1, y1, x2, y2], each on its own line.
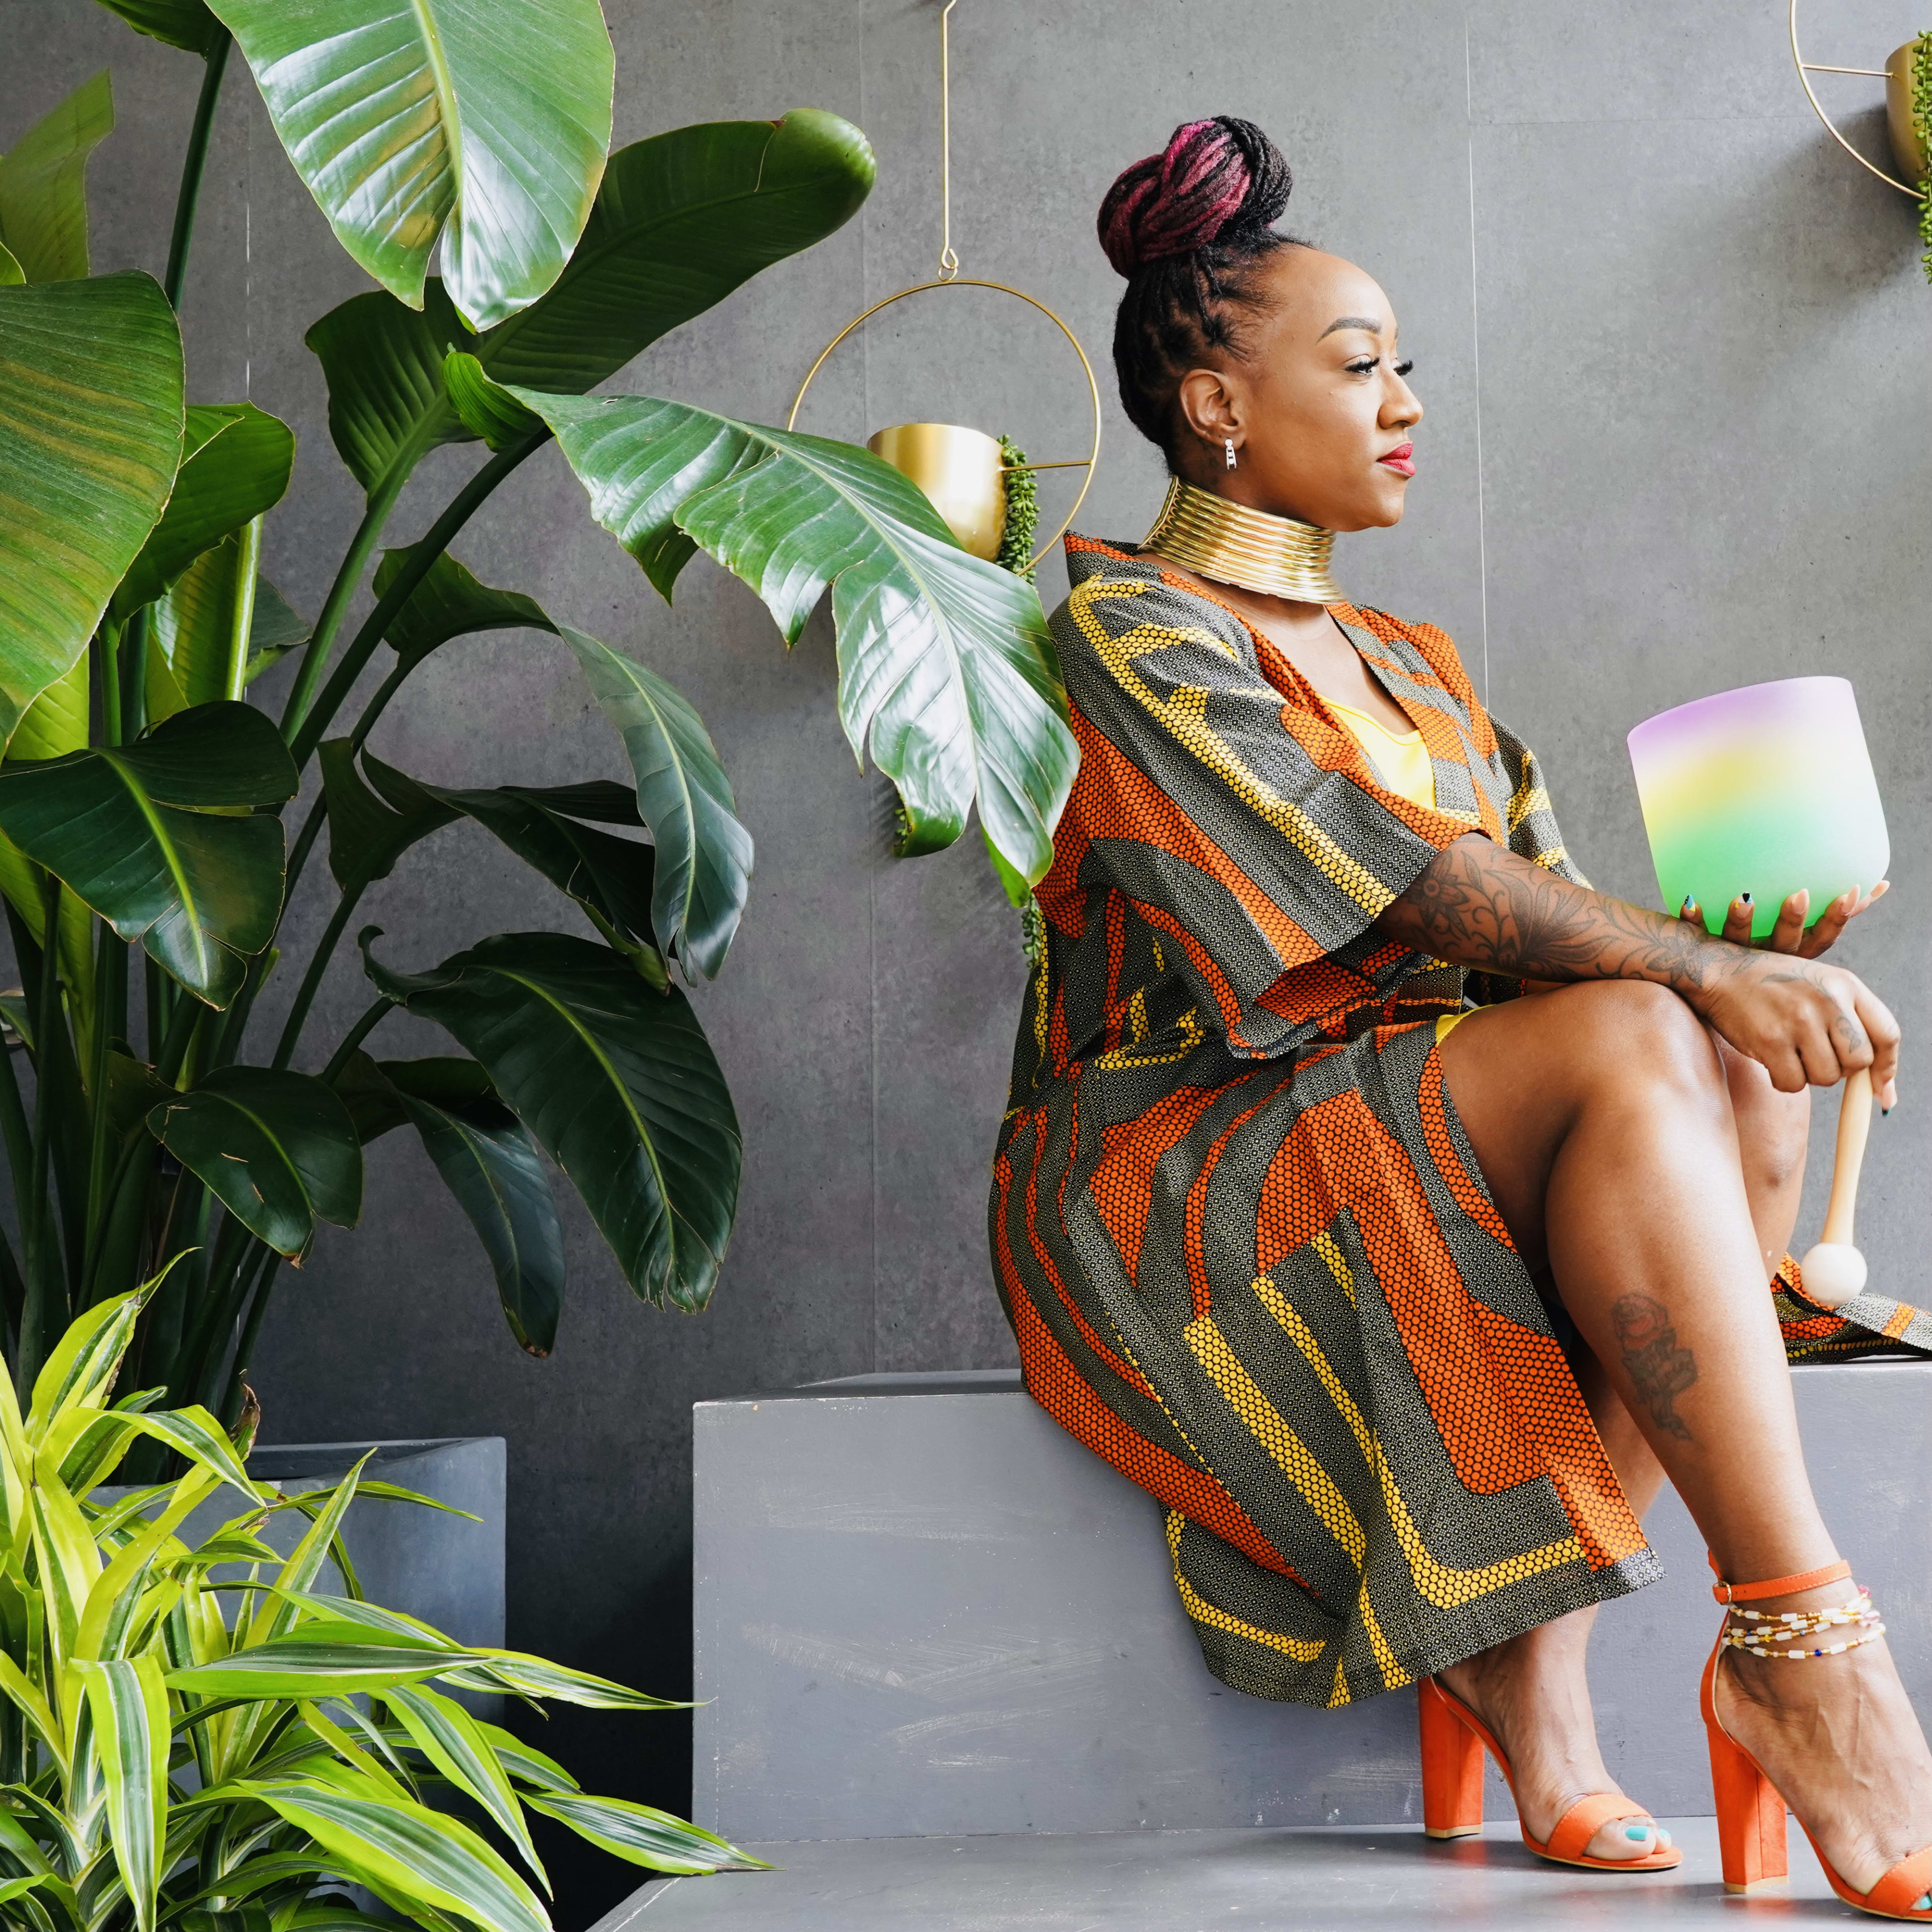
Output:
[287, 435, 546, 771]
[318, 1000, 391, 1085]
[270, 891, 360, 1072]
[24, 890, 66, 1370]
[279, 464, 419, 746]
[163, 30, 233, 311]
[99, 619, 122, 749]
[121, 608, 149, 742]
[82, 923, 123, 1273]
[221, 1249, 280, 1422]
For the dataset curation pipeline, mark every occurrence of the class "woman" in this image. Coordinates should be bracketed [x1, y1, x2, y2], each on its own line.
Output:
[989, 115, 1932, 1914]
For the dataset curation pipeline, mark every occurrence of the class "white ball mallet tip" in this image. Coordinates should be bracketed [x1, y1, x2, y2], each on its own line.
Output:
[1799, 1242, 1867, 1309]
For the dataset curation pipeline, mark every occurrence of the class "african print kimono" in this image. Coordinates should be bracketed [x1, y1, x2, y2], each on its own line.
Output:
[988, 533, 1931, 1710]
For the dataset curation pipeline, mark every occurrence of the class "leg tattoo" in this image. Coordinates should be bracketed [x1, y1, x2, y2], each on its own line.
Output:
[1613, 1293, 1699, 1441]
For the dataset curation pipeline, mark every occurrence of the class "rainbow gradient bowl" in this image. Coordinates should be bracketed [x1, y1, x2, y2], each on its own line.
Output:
[1627, 678, 1888, 941]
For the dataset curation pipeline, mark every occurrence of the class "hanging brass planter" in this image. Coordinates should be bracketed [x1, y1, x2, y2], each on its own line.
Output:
[1886, 41, 1928, 186]
[867, 423, 1007, 560]
[786, 3, 1100, 576]
[1790, 2, 1924, 196]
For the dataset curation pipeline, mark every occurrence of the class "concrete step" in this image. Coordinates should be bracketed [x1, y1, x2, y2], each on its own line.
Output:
[690, 1361, 1932, 1843]
[592, 1816, 1838, 1930]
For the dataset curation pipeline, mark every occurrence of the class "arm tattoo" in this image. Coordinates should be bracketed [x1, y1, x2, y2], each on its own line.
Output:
[1612, 1293, 1698, 1441]
[1375, 836, 1776, 1012]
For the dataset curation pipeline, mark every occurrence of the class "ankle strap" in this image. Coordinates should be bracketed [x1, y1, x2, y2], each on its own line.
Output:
[1708, 1555, 1853, 1604]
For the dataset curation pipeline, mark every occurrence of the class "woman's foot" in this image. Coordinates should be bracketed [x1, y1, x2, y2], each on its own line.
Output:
[1437, 1607, 1672, 1864]
[1715, 1582, 1932, 1901]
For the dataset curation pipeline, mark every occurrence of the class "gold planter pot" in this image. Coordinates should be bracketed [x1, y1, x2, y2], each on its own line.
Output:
[1887, 41, 1927, 186]
[867, 422, 1007, 560]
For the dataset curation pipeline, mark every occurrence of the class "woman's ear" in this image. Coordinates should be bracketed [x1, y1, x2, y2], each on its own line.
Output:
[1175, 367, 1240, 457]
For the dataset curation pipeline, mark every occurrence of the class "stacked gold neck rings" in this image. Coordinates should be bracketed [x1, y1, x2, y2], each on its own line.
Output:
[1141, 477, 1343, 605]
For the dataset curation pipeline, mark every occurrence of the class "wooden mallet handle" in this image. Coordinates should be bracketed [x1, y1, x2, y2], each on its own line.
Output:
[1821, 1067, 1874, 1249]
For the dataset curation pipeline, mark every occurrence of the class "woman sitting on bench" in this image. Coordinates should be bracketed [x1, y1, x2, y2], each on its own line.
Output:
[989, 113, 1929, 1917]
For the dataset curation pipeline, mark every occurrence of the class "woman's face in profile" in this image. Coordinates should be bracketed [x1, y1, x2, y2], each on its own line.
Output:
[1178, 249, 1424, 533]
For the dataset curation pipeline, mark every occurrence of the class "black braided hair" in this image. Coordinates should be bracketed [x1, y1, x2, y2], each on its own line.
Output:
[1098, 116, 1307, 463]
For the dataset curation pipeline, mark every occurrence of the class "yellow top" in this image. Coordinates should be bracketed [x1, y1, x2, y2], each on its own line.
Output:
[1326, 699, 1435, 811]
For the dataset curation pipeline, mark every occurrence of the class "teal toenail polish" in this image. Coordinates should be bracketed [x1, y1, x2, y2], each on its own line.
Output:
[1625, 1825, 1652, 1841]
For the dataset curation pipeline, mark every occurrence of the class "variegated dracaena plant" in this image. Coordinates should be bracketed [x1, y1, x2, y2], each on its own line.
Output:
[0, 1287, 754, 1932]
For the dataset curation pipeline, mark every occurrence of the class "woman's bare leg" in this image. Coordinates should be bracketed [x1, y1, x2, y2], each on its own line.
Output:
[1434, 980, 1932, 1888]
[1437, 1049, 1807, 1860]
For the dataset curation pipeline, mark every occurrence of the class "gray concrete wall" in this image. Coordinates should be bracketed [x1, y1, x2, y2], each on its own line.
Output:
[7, 1, 1928, 1923]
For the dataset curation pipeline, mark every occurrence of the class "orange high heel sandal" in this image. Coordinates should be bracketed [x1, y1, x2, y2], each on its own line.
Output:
[1417, 1675, 1680, 1871]
[1704, 1557, 1932, 1918]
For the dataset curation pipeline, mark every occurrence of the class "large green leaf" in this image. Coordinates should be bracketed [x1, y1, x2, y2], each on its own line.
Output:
[333, 1053, 562, 1358]
[362, 931, 739, 1312]
[149, 536, 306, 722]
[506, 387, 1078, 887]
[0, 70, 114, 282]
[221, 1775, 549, 1932]
[317, 740, 457, 892]
[555, 629, 750, 982]
[0, 273, 183, 740]
[0, 702, 296, 1005]
[476, 110, 874, 392]
[168, 1628, 476, 1698]
[302, 110, 872, 499]
[80, 1654, 169, 1932]
[0, 659, 98, 1040]
[351, 550, 748, 976]
[112, 401, 294, 620]
[386, 1684, 543, 1882]
[207, 0, 613, 331]
[526, 1790, 764, 1875]
[92, 0, 223, 54]
[147, 1066, 362, 1261]
[371, 544, 549, 676]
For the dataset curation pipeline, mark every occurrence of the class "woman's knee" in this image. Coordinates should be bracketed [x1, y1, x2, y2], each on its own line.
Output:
[1724, 1042, 1810, 1192]
[1548, 980, 1726, 1103]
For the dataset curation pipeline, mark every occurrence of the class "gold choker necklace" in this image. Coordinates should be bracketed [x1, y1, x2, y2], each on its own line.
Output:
[1141, 477, 1342, 604]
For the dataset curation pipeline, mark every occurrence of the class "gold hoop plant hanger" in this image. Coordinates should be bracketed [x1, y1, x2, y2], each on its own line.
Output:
[1788, 0, 1928, 197]
[788, 0, 1101, 577]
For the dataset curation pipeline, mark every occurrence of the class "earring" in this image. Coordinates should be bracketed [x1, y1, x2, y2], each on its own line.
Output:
[1225, 437, 1237, 470]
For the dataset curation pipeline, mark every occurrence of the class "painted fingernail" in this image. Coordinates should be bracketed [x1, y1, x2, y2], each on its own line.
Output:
[1740, 892, 1753, 906]
[1680, 897, 1695, 915]
[1625, 1825, 1653, 1841]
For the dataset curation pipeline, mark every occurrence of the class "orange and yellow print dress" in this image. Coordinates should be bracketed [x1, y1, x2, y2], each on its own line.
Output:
[988, 534, 1930, 1710]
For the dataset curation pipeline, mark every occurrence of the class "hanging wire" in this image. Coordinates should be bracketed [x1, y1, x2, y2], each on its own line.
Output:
[938, 0, 960, 279]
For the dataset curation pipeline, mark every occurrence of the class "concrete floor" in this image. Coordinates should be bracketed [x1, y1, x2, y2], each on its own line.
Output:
[589, 1817, 1858, 1929]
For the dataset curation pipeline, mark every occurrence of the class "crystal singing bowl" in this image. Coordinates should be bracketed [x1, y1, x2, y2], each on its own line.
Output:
[1627, 677, 1889, 941]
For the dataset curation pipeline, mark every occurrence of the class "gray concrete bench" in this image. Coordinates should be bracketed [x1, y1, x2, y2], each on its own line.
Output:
[689, 1362, 1932, 1842]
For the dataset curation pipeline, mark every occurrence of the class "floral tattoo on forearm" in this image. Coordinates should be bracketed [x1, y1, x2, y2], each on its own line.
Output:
[1612, 1292, 1698, 1441]
[1375, 837, 1866, 1056]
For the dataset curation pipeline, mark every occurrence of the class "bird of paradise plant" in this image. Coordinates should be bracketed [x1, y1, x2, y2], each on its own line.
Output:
[0, 0, 1075, 1442]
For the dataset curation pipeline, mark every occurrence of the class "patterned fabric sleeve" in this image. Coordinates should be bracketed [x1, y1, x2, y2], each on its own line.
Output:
[1464, 716, 1588, 1009]
[1051, 560, 1488, 1057]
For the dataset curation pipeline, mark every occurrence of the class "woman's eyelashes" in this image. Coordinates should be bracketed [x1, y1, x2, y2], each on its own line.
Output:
[1394, 359, 1414, 377]
[1344, 356, 1415, 377]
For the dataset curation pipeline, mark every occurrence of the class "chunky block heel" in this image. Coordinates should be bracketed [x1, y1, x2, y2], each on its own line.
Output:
[1416, 1674, 1678, 1870]
[1704, 1557, 1932, 1919]
[1418, 1676, 1483, 1838]
[1703, 1643, 1788, 1892]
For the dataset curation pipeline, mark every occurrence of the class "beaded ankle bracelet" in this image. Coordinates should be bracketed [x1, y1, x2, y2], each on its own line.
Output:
[1722, 1586, 1886, 1660]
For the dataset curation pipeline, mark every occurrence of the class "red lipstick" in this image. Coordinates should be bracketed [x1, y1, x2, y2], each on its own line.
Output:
[1379, 441, 1415, 478]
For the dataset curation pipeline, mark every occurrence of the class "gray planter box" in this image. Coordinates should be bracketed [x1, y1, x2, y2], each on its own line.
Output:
[102, 1435, 506, 1647]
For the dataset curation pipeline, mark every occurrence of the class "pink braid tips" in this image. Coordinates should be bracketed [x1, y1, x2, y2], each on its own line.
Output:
[1098, 118, 1255, 276]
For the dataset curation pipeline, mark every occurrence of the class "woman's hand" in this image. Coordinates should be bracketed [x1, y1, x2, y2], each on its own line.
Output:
[1691, 949, 1899, 1111]
[1679, 882, 1888, 959]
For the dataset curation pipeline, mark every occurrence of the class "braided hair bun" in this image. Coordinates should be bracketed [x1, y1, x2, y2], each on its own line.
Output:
[1099, 117, 1305, 460]
[1097, 117, 1292, 277]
